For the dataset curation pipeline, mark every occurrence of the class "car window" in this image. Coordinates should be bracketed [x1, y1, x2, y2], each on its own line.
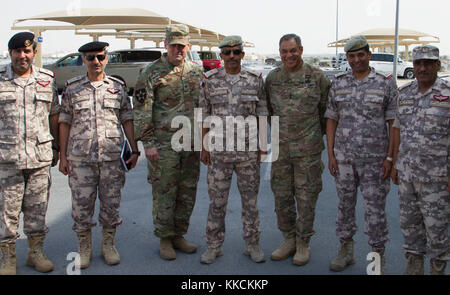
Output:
[108, 54, 120, 64]
[189, 51, 202, 62]
[119, 51, 162, 63]
[58, 55, 81, 67]
[199, 51, 219, 60]
[371, 54, 393, 62]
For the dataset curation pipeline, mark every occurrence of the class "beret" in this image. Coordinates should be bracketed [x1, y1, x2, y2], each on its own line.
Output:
[8, 32, 35, 50]
[78, 41, 109, 53]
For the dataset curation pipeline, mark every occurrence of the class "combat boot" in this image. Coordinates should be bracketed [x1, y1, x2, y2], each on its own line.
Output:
[26, 235, 54, 273]
[330, 239, 355, 272]
[371, 246, 386, 275]
[270, 234, 296, 261]
[430, 259, 446, 275]
[77, 231, 92, 269]
[293, 237, 310, 266]
[244, 242, 266, 263]
[0, 242, 17, 275]
[404, 253, 424, 275]
[102, 229, 120, 265]
[160, 238, 176, 260]
[200, 247, 223, 264]
[172, 236, 197, 253]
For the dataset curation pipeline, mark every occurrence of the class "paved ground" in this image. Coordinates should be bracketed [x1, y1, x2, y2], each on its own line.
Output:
[11, 138, 449, 276]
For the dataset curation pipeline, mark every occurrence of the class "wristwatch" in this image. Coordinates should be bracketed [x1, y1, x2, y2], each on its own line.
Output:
[386, 157, 393, 162]
[132, 151, 141, 156]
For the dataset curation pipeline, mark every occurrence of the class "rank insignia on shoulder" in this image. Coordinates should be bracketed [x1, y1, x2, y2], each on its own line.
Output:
[385, 74, 393, 79]
[134, 89, 147, 103]
[107, 88, 120, 94]
[433, 95, 449, 102]
[37, 80, 51, 87]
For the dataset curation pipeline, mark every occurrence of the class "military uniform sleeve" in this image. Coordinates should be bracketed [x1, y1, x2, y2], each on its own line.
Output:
[385, 76, 398, 121]
[58, 86, 73, 124]
[264, 72, 274, 118]
[133, 67, 155, 149]
[256, 76, 269, 116]
[199, 78, 211, 121]
[119, 85, 134, 123]
[324, 81, 339, 121]
[50, 79, 61, 115]
[318, 71, 331, 134]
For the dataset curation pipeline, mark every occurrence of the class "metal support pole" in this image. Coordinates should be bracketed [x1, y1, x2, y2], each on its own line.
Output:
[393, 0, 400, 83]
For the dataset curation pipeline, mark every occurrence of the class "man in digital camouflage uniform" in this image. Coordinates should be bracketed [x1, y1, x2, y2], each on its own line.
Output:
[199, 35, 269, 264]
[133, 24, 203, 260]
[0, 32, 60, 275]
[325, 35, 398, 274]
[265, 34, 330, 266]
[391, 45, 449, 275]
[59, 41, 138, 269]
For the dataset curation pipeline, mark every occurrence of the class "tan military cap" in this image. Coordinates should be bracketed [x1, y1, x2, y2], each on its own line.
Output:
[166, 24, 189, 46]
[344, 35, 369, 52]
[219, 35, 243, 48]
[412, 45, 439, 61]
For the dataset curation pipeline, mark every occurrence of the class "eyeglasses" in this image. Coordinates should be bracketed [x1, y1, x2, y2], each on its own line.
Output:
[221, 49, 243, 56]
[84, 54, 106, 62]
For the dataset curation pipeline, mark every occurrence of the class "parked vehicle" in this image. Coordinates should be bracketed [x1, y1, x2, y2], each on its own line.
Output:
[339, 52, 414, 79]
[197, 51, 222, 71]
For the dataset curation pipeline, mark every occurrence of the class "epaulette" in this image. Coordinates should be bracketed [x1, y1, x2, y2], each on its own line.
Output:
[245, 68, 263, 79]
[376, 71, 393, 79]
[108, 76, 125, 86]
[334, 71, 347, 79]
[441, 77, 450, 88]
[66, 75, 85, 86]
[37, 67, 55, 78]
[398, 81, 413, 91]
[204, 68, 219, 79]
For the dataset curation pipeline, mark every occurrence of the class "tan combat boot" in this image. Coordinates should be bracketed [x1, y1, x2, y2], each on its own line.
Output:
[330, 239, 355, 272]
[160, 238, 176, 260]
[430, 259, 446, 275]
[371, 246, 386, 275]
[244, 242, 266, 263]
[200, 247, 223, 264]
[404, 253, 424, 275]
[26, 235, 54, 273]
[293, 237, 310, 266]
[0, 242, 17, 275]
[102, 229, 120, 265]
[172, 236, 198, 254]
[270, 234, 296, 261]
[77, 231, 92, 269]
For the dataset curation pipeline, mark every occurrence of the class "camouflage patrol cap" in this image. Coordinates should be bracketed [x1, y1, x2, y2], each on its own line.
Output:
[166, 24, 190, 46]
[344, 35, 369, 52]
[8, 32, 35, 50]
[219, 35, 243, 48]
[412, 45, 439, 61]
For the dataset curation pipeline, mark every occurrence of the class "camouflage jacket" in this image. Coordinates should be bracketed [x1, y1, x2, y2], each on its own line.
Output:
[59, 74, 133, 162]
[393, 78, 450, 183]
[199, 67, 268, 163]
[325, 68, 398, 162]
[0, 64, 60, 169]
[133, 54, 203, 150]
[265, 62, 330, 157]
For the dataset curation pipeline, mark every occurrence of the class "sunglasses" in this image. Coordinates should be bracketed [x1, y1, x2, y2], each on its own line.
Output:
[221, 49, 243, 56]
[84, 54, 107, 62]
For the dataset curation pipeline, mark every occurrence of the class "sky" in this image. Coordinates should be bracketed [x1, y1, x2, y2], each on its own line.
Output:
[2, 0, 450, 56]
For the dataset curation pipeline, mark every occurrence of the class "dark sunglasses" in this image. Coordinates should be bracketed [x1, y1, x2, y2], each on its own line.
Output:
[221, 49, 243, 56]
[84, 54, 106, 62]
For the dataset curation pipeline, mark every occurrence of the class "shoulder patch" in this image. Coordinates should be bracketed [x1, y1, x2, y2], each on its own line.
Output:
[37, 67, 55, 78]
[441, 77, 450, 88]
[108, 76, 126, 86]
[204, 68, 219, 79]
[66, 75, 85, 86]
[245, 68, 262, 78]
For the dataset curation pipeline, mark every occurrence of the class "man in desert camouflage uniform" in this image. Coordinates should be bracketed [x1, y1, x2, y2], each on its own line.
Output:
[0, 32, 60, 275]
[133, 24, 203, 260]
[199, 35, 269, 264]
[265, 34, 330, 266]
[325, 36, 398, 274]
[59, 41, 138, 269]
[391, 45, 449, 275]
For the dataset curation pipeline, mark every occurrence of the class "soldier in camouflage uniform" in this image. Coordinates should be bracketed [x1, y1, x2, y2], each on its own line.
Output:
[133, 25, 203, 260]
[199, 35, 269, 264]
[0, 32, 60, 275]
[59, 41, 138, 269]
[265, 34, 330, 266]
[391, 45, 449, 275]
[325, 36, 398, 274]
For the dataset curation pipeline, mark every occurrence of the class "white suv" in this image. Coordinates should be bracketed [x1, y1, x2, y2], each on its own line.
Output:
[340, 53, 414, 79]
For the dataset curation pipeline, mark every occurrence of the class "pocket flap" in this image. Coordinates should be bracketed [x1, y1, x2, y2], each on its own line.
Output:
[210, 88, 228, 96]
[0, 87, 16, 92]
[36, 94, 53, 103]
[241, 95, 259, 102]
[104, 99, 121, 109]
[210, 95, 228, 104]
[73, 95, 90, 104]
[37, 133, 54, 144]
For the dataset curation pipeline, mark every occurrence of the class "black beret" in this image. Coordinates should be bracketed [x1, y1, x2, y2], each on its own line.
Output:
[8, 32, 35, 50]
[78, 41, 109, 53]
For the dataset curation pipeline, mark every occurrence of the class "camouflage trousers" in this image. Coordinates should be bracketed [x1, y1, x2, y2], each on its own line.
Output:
[148, 150, 199, 239]
[68, 160, 125, 233]
[399, 179, 450, 260]
[0, 165, 51, 243]
[270, 152, 323, 241]
[335, 160, 390, 247]
[206, 153, 261, 248]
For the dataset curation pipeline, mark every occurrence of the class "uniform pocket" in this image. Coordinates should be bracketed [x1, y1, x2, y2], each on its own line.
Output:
[0, 90, 18, 141]
[210, 89, 229, 116]
[36, 133, 54, 162]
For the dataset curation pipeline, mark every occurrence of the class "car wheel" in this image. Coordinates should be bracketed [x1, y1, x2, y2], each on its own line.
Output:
[404, 69, 414, 79]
